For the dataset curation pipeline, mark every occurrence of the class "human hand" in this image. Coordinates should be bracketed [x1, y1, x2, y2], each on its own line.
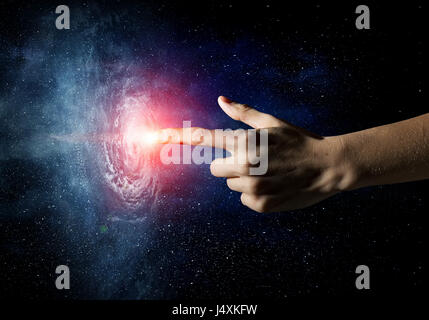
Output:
[158, 96, 352, 212]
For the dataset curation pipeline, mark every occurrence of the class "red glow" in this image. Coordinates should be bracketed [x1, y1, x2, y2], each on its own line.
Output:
[99, 71, 214, 212]
[124, 125, 158, 150]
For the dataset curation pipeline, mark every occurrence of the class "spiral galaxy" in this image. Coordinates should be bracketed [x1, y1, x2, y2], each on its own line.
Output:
[101, 92, 159, 211]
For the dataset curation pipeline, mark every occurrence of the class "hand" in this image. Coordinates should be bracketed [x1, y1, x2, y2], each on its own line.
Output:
[158, 96, 352, 213]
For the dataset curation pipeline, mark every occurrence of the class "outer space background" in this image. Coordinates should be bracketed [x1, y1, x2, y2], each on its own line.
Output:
[0, 1, 425, 299]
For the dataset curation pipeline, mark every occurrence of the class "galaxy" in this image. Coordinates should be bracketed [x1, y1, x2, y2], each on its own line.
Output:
[0, 1, 425, 299]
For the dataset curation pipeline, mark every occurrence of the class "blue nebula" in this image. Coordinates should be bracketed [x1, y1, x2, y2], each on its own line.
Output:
[1, 2, 424, 299]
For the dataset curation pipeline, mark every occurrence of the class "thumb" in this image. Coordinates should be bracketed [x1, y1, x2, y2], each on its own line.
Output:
[218, 96, 285, 129]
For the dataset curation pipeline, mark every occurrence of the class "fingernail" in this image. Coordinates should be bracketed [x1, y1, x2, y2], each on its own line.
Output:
[220, 96, 232, 104]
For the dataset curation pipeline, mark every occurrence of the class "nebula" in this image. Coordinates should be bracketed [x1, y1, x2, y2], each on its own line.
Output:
[2, 1, 423, 300]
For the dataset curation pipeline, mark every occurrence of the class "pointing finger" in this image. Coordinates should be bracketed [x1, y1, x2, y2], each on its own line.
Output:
[156, 127, 245, 152]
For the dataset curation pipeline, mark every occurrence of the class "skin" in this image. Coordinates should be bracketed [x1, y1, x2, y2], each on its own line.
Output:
[157, 96, 429, 213]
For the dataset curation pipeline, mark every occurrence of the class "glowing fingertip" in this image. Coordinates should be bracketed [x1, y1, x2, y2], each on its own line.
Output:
[142, 131, 159, 145]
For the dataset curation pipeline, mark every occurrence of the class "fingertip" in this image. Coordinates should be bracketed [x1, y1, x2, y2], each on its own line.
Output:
[218, 96, 237, 120]
[154, 129, 169, 143]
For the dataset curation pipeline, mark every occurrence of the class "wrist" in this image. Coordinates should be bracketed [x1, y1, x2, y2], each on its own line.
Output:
[324, 135, 360, 192]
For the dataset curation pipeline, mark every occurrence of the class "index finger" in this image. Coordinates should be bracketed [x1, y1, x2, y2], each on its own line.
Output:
[156, 127, 242, 152]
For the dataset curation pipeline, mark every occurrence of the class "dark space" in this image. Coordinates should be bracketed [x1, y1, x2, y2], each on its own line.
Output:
[0, 1, 425, 299]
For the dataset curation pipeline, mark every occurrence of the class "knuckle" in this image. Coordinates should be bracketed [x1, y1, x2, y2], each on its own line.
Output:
[240, 194, 273, 213]
[209, 162, 219, 176]
[247, 154, 259, 166]
[239, 103, 251, 111]
[248, 179, 262, 194]
[237, 164, 250, 175]
[239, 104, 252, 119]
[257, 197, 272, 213]
[242, 194, 271, 213]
